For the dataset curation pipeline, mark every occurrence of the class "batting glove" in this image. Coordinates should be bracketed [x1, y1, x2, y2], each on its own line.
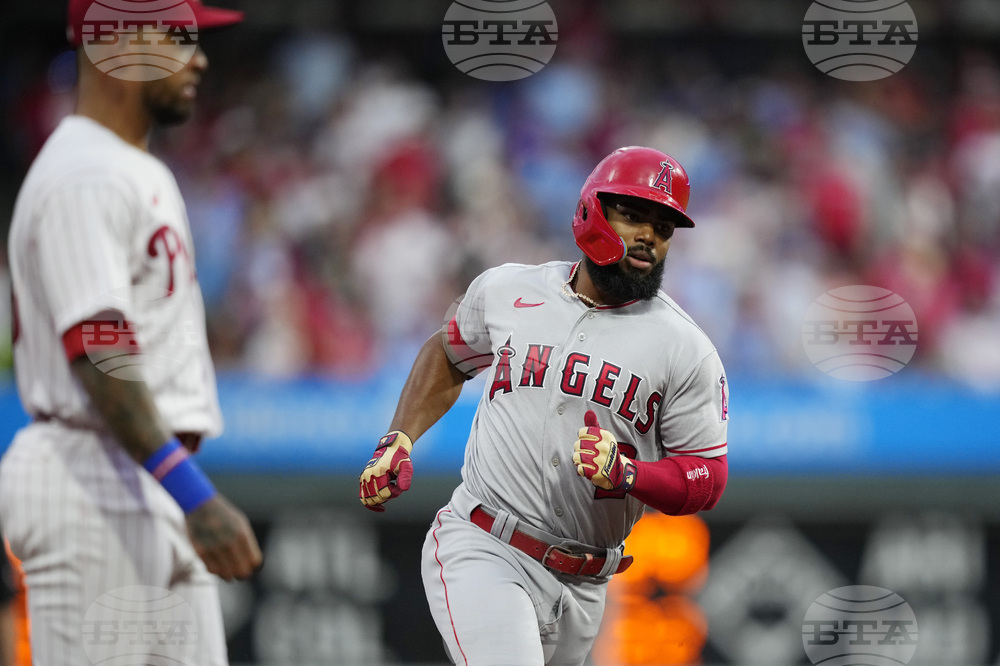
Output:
[359, 431, 414, 512]
[573, 411, 637, 492]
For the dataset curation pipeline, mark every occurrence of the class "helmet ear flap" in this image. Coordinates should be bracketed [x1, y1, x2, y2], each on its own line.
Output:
[573, 190, 626, 266]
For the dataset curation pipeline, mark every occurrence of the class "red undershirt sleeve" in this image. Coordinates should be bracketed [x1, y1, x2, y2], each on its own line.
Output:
[629, 454, 728, 516]
[61, 315, 140, 363]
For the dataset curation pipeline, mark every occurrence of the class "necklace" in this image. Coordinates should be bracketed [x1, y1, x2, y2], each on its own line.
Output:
[561, 263, 601, 308]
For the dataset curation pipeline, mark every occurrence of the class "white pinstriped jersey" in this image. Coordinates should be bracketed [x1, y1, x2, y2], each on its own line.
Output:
[8, 115, 222, 436]
[444, 261, 729, 549]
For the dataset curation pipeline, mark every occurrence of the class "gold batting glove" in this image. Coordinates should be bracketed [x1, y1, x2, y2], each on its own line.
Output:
[573, 410, 636, 492]
[359, 431, 413, 512]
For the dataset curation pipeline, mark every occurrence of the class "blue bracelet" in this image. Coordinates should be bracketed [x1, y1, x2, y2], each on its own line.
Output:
[143, 439, 217, 514]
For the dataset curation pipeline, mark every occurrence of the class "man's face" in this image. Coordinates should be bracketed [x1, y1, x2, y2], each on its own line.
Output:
[584, 194, 677, 302]
[142, 45, 208, 126]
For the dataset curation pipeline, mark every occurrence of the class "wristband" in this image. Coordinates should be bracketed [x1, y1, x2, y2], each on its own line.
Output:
[142, 439, 217, 514]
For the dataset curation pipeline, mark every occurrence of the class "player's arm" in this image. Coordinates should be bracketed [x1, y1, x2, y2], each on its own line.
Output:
[573, 410, 728, 515]
[359, 330, 467, 511]
[390, 330, 469, 440]
[361, 268, 495, 512]
[69, 338, 262, 580]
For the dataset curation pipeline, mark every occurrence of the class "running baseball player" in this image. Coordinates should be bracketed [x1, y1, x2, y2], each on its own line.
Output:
[359, 146, 730, 665]
[0, 2, 261, 663]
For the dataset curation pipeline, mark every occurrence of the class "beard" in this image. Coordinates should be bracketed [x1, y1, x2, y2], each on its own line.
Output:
[149, 100, 193, 126]
[584, 250, 667, 303]
[143, 80, 195, 126]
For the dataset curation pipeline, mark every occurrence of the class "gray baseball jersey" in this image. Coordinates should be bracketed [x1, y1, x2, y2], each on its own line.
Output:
[445, 260, 727, 547]
[0, 115, 227, 664]
[422, 260, 728, 665]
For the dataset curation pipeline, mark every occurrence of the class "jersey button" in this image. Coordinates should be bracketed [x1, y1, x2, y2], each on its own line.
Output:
[555, 508, 564, 517]
[551, 457, 559, 467]
[587, 312, 595, 320]
[578, 333, 586, 341]
[556, 406, 565, 415]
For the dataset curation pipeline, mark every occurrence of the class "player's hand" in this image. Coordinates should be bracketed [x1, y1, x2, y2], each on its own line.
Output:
[574, 410, 637, 492]
[359, 431, 414, 512]
[186, 495, 263, 581]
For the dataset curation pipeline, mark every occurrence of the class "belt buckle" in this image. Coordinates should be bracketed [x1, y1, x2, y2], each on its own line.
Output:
[542, 545, 592, 575]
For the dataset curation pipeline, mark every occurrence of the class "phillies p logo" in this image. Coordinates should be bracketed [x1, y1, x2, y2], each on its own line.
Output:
[652, 161, 674, 194]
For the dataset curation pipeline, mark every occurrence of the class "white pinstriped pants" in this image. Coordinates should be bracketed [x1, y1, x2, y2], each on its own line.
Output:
[0, 421, 227, 665]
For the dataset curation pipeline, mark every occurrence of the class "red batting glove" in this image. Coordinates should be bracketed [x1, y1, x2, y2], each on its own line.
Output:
[573, 410, 637, 492]
[359, 431, 414, 512]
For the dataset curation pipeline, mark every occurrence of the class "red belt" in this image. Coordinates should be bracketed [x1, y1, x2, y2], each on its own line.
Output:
[470, 506, 632, 576]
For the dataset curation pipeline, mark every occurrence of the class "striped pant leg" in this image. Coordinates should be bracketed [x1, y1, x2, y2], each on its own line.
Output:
[0, 423, 227, 665]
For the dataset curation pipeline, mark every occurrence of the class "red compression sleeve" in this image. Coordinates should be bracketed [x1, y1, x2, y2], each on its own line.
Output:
[630, 455, 728, 516]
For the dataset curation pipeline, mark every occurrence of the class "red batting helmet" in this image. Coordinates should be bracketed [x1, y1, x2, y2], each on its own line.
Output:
[573, 146, 695, 266]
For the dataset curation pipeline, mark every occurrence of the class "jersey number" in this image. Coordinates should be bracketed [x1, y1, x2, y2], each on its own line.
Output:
[594, 441, 638, 500]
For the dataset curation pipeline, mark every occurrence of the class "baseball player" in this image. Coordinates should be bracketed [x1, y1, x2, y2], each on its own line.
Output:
[359, 146, 730, 665]
[0, 2, 261, 664]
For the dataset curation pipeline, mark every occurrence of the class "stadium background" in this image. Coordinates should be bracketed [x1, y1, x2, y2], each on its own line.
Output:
[2, 0, 1000, 663]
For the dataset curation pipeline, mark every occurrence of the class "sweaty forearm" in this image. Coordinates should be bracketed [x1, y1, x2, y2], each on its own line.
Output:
[389, 331, 468, 442]
[70, 357, 172, 463]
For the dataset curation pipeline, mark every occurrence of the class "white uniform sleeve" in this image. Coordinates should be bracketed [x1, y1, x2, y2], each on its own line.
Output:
[34, 181, 135, 336]
[442, 269, 495, 377]
[659, 350, 729, 458]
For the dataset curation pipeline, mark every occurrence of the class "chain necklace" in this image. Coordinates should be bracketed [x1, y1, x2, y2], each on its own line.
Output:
[561, 262, 601, 308]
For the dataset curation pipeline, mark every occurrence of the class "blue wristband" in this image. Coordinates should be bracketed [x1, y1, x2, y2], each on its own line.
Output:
[143, 439, 217, 514]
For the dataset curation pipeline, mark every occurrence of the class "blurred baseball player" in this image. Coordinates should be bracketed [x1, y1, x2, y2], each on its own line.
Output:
[359, 146, 730, 664]
[0, 2, 261, 663]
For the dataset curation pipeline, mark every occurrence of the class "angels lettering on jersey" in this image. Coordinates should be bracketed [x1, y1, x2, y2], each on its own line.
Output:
[481, 333, 663, 438]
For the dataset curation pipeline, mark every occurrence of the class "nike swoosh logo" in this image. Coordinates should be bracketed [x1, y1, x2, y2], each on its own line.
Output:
[514, 298, 545, 308]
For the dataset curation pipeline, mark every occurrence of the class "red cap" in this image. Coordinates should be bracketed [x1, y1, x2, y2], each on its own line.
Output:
[68, 0, 244, 48]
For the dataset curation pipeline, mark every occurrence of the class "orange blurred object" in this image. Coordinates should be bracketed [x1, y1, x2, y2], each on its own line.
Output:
[602, 595, 707, 665]
[3, 541, 30, 666]
[615, 513, 710, 594]
[594, 514, 711, 665]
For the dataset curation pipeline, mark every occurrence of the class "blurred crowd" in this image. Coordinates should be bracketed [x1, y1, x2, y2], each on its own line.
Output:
[2, 14, 999, 388]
